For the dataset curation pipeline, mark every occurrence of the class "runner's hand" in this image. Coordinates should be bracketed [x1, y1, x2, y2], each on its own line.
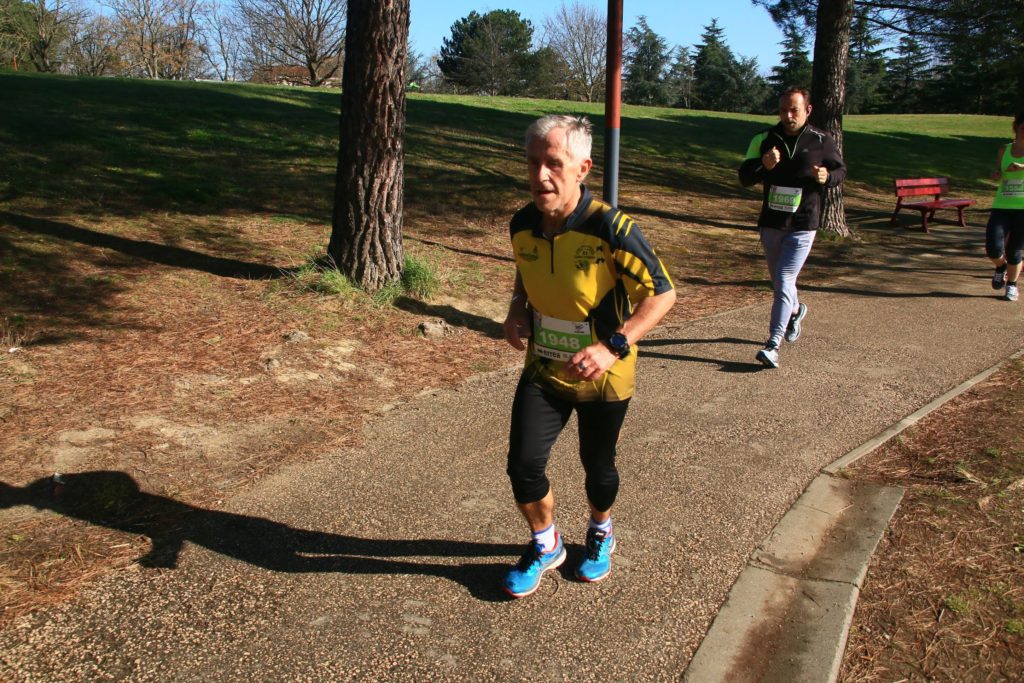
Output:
[503, 309, 530, 351]
[813, 165, 828, 184]
[569, 344, 618, 381]
[1008, 162, 1024, 172]
[762, 147, 781, 171]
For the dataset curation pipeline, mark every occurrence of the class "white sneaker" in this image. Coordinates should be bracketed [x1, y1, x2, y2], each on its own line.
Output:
[784, 303, 808, 343]
[756, 344, 779, 368]
[1006, 283, 1019, 302]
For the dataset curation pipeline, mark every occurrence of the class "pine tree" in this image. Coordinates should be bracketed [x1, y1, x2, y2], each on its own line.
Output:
[767, 23, 812, 102]
[623, 16, 670, 106]
[845, 8, 886, 114]
[692, 19, 736, 112]
[438, 10, 534, 96]
[666, 46, 695, 109]
[328, 0, 410, 292]
[882, 36, 930, 114]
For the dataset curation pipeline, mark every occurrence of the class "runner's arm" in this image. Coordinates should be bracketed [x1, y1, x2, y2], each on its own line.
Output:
[820, 135, 847, 188]
[503, 272, 530, 350]
[739, 132, 769, 187]
[619, 289, 676, 347]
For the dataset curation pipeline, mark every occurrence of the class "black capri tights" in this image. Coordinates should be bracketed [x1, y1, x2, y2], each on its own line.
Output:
[986, 209, 1024, 265]
[506, 378, 630, 513]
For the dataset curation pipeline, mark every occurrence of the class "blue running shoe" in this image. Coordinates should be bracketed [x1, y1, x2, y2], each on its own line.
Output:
[502, 532, 566, 599]
[575, 528, 616, 582]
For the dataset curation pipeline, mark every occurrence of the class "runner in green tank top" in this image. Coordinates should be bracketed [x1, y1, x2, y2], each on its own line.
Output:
[985, 112, 1024, 302]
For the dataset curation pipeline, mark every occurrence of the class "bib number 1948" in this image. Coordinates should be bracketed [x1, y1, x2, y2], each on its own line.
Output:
[532, 311, 592, 362]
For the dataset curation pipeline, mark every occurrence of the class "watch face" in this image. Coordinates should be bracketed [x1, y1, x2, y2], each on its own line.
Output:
[609, 333, 629, 356]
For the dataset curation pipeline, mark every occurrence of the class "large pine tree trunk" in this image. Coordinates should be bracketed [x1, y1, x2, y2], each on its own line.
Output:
[810, 0, 853, 237]
[328, 0, 409, 292]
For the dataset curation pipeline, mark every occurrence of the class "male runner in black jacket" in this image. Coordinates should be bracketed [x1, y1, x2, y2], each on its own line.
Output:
[738, 86, 846, 368]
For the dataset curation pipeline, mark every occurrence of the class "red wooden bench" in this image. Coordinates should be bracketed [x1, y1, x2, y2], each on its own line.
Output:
[891, 177, 976, 232]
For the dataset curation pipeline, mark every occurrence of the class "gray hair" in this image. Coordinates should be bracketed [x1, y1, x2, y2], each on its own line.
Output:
[525, 115, 593, 162]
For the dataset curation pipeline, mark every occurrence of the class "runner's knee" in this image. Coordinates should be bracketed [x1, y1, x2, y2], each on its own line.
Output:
[506, 460, 549, 505]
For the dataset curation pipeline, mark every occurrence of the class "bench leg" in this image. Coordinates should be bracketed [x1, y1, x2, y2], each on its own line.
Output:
[922, 210, 934, 233]
[890, 207, 901, 226]
[957, 206, 967, 227]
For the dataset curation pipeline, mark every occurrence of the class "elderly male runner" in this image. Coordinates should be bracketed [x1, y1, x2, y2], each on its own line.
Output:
[501, 114, 676, 599]
[739, 86, 846, 368]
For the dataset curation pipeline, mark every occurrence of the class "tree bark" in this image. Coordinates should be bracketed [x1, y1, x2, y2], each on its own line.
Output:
[328, 0, 409, 292]
[810, 0, 853, 237]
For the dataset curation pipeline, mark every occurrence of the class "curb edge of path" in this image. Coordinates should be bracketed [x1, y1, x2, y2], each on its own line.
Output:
[684, 346, 1024, 683]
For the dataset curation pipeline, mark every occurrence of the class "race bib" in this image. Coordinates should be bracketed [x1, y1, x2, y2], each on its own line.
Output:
[1000, 178, 1024, 198]
[532, 311, 592, 361]
[768, 185, 802, 213]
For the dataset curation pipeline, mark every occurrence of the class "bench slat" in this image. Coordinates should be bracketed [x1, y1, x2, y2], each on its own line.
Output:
[897, 185, 947, 198]
[894, 177, 948, 188]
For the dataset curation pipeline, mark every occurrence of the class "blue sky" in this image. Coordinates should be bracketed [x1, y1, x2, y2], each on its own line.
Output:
[410, 0, 787, 73]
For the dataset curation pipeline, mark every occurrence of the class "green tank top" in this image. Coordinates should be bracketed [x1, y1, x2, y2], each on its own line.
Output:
[993, 144, 1024, 210]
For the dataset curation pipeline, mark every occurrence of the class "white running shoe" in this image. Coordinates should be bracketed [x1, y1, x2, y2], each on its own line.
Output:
[1006, 283, 1019, 302]
[756, 344, 779, 368]
[784, 303, 808, 343]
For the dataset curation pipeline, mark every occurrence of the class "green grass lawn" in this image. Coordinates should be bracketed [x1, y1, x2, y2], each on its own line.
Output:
[2, 71, 1011, 334]
[1, 71, 1011, 226]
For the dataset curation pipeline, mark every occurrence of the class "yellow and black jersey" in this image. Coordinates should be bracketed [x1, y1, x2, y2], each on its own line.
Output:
[511, 185, 674, 402]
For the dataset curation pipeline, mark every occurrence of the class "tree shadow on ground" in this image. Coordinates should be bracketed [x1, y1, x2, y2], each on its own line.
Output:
[799, 283, 990, 299]
[0, 472, 519, 602]
[406, 235, 514, 263]
[393, 297, 504, 339]
[618, 204, 754, 232]
[3, 212, 287, 280]
[639, 337, 764, 373]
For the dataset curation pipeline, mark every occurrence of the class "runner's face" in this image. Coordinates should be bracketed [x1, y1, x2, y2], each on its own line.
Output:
[527, 128, 592, 229]
[779, 93, 811, 134]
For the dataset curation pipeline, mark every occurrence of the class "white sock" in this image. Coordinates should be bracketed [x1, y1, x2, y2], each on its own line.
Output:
[589, 517, 612, 534]
[531, 524, 557, 553]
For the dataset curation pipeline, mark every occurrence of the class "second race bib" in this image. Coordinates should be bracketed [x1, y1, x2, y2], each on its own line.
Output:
[768, 185, 802, 213]
[1000, 178, 1024, 198]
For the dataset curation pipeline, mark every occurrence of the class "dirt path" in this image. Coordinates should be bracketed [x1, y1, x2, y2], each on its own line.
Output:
[1, 221, 1020, 681]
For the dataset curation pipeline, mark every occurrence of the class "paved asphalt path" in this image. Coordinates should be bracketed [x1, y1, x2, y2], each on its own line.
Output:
[3, 225, 1023, 682]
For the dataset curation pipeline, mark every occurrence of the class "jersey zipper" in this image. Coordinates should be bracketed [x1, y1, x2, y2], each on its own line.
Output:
[772, 127, 806, 161]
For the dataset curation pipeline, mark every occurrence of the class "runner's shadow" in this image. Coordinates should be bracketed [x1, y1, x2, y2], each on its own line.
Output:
[639, 338, 763, 373]
[0, 472, 518, 602]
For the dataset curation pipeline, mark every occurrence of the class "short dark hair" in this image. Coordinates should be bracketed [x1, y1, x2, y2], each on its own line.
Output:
[1015, 112, 1024, 129]
[780, 86, 811, 106]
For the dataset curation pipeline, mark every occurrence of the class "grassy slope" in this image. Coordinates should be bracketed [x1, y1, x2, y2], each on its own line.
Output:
[1, 72, 1009, 223]
[1, 71, 1010, 341]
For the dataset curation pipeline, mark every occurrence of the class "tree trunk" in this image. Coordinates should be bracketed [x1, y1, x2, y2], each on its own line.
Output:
[810, 0, 853, 237]
[327, 0, 409, 292]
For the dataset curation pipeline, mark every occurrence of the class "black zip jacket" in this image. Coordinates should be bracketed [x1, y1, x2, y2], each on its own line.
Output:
[738, 122, 847, 231]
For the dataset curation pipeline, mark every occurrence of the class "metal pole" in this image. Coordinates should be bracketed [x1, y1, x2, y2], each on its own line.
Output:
[603, 0, 623, 208]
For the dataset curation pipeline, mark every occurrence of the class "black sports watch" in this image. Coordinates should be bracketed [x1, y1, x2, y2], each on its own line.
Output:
[603, 332, 631, 359]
